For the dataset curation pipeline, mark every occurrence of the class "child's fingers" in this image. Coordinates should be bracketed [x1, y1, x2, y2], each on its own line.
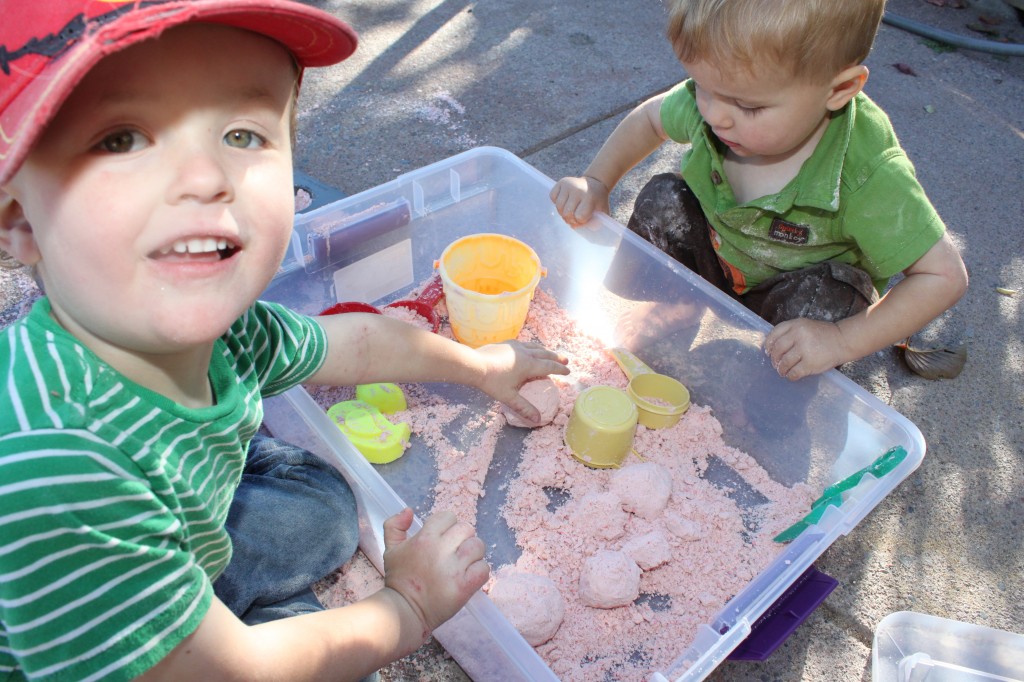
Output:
[765, 320, 842, 380]
[432, 513, 481, 554]
[463, 552, 490, 592]
[449, 526, 490, 590]
[549, 182, 575, 210]
[549, 180, 590, 226]
[382, 507, 415, 549]
[764, 325, 797, 375]
[456, 533, 486, 564]
[562, 199, 584, 225]
[515, 340, 570, 372]
[549, 179, 569, 203]
[420, 510, 457, 537]
[505, 394, 542, 426]
[774, 351, 800, 379]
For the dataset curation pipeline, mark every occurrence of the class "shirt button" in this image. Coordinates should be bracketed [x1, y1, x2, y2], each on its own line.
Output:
[710, 170, 722, 185]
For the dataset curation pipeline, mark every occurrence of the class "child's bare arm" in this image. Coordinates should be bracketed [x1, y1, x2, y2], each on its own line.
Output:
[765, 234, 968, 380]
[550, 93, 669, 226]
[309, 313, 569, 423]
[140, 509, 486, 681]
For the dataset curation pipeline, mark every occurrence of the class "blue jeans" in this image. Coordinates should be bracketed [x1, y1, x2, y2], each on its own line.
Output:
[214, 434, 360, 625]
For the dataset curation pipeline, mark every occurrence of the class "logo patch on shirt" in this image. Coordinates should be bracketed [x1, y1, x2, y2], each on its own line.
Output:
[768, 218, 810, 245]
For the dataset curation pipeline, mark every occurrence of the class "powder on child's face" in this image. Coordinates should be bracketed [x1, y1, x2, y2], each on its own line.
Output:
[312, 287, 815, 681]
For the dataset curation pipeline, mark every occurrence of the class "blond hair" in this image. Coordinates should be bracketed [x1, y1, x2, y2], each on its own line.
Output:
[667, 0, 886, 83]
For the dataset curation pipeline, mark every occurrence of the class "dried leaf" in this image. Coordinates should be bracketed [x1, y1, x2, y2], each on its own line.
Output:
[995, 287, 1017, 297]
[978, 14, 1003, 25]
[896, 342, 967, 380]
[893, 62, 918, 76]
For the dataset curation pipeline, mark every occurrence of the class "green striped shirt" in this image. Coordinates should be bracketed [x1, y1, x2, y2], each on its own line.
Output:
[0, 298, 327, 681]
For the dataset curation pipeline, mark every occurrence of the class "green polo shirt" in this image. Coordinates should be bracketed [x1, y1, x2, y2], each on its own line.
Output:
[660, 80, 945, 294]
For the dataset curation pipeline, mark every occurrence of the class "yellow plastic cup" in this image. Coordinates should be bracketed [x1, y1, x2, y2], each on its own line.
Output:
[609, 347, 690, 429]
[435, 233, 544, 348]
[564, 386, 639, 469]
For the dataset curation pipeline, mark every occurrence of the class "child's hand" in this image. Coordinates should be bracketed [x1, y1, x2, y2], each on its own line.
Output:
[474, 340, 570, 423]
[382, 508, 488, 636]
[550, 175, 610, 227]
[764, 318, 850, 380]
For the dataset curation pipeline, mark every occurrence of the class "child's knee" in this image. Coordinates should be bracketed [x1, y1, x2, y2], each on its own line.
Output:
[244, 435, 360, 562]
[752, 262, 877, 325]
[632, 174, 695, 226]
[629, 174, 708, 257]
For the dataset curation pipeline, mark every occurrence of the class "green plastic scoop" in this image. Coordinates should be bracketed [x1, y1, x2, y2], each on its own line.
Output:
[773, 445, 908, 543]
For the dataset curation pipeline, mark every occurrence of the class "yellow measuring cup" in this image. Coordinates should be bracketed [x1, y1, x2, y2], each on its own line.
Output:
[609, 347, 690, 429]
[564, 386, 639, 468]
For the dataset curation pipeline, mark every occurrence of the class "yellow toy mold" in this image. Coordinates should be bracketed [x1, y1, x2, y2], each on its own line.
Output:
[327, 400, 411, 464]
[355, 382, 408, 414]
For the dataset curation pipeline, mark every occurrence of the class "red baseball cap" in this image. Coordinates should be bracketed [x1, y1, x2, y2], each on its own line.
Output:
[0, 0, 358, 185]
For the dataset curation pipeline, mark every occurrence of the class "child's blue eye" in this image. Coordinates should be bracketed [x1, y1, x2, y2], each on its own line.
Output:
[96, 130, 145, 154]
[224, 129, 265, 149]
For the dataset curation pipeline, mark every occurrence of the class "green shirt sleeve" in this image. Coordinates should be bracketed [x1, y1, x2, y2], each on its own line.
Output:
[660, 80, 701, 145]
[838, 147, 946, 288]
[225, 301, 329, 398]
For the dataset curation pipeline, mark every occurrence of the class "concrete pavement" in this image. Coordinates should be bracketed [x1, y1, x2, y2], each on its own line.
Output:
[1, 0, 1020, 679]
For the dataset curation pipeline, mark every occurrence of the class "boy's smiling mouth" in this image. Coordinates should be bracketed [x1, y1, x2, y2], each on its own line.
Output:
[155, 237, 241, 261]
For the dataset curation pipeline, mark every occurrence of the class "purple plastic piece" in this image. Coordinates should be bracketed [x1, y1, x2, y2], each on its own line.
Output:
[727, 566, 838, 661]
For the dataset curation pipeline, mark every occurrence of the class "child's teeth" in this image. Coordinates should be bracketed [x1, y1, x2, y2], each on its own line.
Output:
[164, 238, 228, 255]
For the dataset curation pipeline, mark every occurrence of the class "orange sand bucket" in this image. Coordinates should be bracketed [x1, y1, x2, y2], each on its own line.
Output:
[435, 234, 544, 348]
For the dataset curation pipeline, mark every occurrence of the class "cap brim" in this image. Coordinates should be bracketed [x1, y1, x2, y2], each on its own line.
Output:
[0, 0, 357, 186]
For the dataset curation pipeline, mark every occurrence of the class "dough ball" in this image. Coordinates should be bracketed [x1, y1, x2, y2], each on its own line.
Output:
[665, 516, 702, 542]
[571, 492, 628, 542]
[621, 530, 673, 570]
[488, 570, 565, 645]
[504, 377, 561, 428]
[578, 550, 640, 609]
[609, 462, 673, 519]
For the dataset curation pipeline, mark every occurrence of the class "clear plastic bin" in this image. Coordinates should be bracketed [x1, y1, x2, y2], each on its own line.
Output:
[260, 147, 926, 681]
[873, 611, 1024, 682]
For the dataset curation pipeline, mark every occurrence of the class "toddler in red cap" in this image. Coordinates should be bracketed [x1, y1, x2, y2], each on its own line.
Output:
[0, 2, 568, 680]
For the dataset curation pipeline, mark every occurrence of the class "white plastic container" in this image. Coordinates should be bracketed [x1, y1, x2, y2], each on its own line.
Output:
[260, 147, 926, 681]
[873, 611, 1024, 682]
